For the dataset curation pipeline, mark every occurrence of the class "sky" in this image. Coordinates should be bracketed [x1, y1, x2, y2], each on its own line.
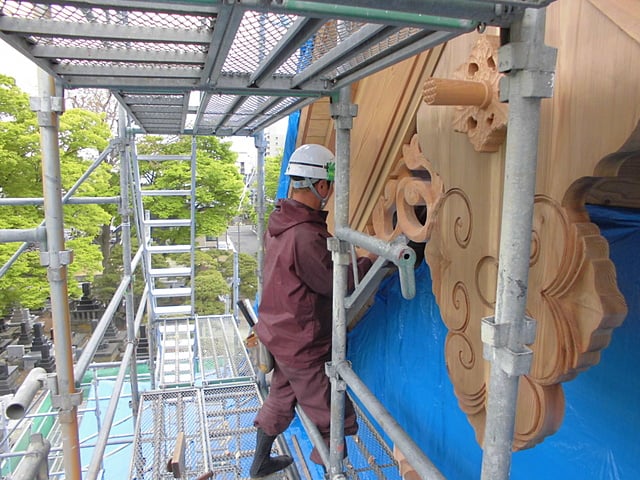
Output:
[0, 39, 39, 95]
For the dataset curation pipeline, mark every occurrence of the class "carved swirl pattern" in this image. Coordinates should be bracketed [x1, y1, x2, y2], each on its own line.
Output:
[427, 188, 628, 449]
[442, 188, 472, 249]
[475, 256, 498, 309]
[371, 122, 633, 451]
[450, 281, 470, 332]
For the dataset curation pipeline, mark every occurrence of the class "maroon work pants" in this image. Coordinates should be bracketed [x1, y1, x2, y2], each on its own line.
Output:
[254, 355, 358, 464]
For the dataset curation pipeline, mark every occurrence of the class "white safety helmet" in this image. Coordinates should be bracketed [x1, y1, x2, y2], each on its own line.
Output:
[285, 144, 335, 183]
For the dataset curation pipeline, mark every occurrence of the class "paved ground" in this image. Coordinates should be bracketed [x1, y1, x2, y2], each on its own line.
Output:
[225, 223, 259, 257]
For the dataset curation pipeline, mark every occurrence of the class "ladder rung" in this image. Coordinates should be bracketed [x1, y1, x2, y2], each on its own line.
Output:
[141, 189, 191, 196]
[155, 305, 192, 316]
[144, 219, 191, 228]
[137, 155, 191, 161]
[149, 267, 191, 277]
[148, 245, 192, 254]
[152, 287, 192, 298]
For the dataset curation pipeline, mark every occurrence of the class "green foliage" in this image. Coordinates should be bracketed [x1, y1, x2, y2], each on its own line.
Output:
[264, 152, 283, 219]
[0, 75, 40, 198]
[238, 253, 258, 300]
[60, 109, 115, 238]
[135, 135, 245, 244]
[174, 249, 257, 314]
[91, 243, 146, 308]
[0, 76, 115, 311]
[0, 246, 46, 309]
[195, 270, 228, 315]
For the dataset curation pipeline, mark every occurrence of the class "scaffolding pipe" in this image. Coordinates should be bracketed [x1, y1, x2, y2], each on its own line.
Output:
[0, 228, 46, 244]
[480, 8, 555, 480]
[85, 286, 147, 480]
[0, 142, 116, 278]
[233, 249, 240, 319]
[36, 68, 82, 480]
[85, 342, 135, 480]
[296, 405, 330, 467]
[11, 433, 50, 480]
[118, 108, 141, 425]
[255, 131, 267, 299]
[0, 196, 120, 206]
[336, 363, 445, 479]
[334, 227, 416, 299]
[190, 136, 197, 313]
[73, 245, 143, 386]
[276, 0, 477, 30]
[328, 86, 354, 479]
[5, 367, 47, 420]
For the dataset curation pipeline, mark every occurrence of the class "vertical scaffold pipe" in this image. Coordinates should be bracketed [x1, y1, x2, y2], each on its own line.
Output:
[481, 8, 555, 480]
[118, 109, 140, 420]
[36, 69, 82, 480]
[255, 131, 267, 300]
[329, 86, 355, 479]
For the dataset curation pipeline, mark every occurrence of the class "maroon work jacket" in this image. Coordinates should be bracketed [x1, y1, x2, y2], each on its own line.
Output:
[256, 199, 372, 368]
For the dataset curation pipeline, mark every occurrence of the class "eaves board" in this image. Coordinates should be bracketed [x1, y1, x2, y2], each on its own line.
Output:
[0, 0, 552, 137]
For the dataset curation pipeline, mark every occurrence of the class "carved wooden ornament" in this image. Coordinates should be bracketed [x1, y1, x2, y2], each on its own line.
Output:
[371, 135, 444, 244]
[421, 137, 632, 449]
[423, 35, 507, 152]
[371, 124, 634, 450]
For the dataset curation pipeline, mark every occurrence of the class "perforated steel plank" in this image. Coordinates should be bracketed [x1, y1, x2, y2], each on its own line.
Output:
[197, 315, 255, 384]
[130, 389, 208, 480]
[0, 0, 542, 135]
[202, 383, 292, 480]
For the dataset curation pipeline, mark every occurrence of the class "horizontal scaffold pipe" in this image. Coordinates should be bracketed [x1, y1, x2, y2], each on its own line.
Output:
[73, 248, 143, 386]
[0, 197, 120, 206]
[335, 228, 416, 299]
[273, 0, 478, 30]
[336, 362, 445, 480]
[0, 227, 46, 244]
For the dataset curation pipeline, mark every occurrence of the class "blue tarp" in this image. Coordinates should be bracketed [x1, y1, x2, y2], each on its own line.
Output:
[348, 204, 640, 479]
[275, 107, 300, 201]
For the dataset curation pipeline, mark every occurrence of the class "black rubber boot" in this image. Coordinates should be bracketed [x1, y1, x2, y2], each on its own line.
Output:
[249, 428, 293, 478]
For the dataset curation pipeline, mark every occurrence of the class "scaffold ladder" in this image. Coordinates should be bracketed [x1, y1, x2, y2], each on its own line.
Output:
[130, 137, 198, 387]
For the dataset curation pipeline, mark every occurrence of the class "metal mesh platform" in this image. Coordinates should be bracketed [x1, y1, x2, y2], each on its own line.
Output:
[196, 314, 255, 385]
[129, 384, 401, 480]
[133, 311, 402, 479]
[129, 384, 292, 480]
[130, 388, 209, 480]
[157, 319, 196, 387]
[0, 0, 555, 136]
[202, 383, 290, 479]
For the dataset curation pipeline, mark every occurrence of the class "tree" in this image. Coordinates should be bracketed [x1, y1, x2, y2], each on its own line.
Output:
[66, 88, 119, 133]
[91, 242, 147, 308]
[264, 152, 283, 219]
[195, 270, 228, 315]
[0, 75, 114, 311]
[135, 135, 245, 244]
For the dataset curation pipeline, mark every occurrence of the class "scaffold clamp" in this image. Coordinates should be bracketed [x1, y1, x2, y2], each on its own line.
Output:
[481, 315, 536, 376]
[325, 361, 348, 392]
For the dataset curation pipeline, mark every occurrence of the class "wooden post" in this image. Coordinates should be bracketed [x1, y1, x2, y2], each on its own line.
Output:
[423, 77, 492, 108]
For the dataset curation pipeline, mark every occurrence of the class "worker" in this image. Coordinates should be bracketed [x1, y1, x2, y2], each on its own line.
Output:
[249, 144, 374, 477]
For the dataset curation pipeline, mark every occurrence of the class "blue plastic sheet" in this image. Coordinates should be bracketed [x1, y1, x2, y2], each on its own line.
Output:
[275, 111, 300, 200]
[348, 204, 640, 479]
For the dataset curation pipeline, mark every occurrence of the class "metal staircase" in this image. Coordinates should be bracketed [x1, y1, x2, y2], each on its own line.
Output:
[131, 137, 198, 388]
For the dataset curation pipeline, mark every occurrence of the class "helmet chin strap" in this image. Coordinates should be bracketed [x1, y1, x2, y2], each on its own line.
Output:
[309, 182, 330, 209]
[291, 178, 329, 209]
